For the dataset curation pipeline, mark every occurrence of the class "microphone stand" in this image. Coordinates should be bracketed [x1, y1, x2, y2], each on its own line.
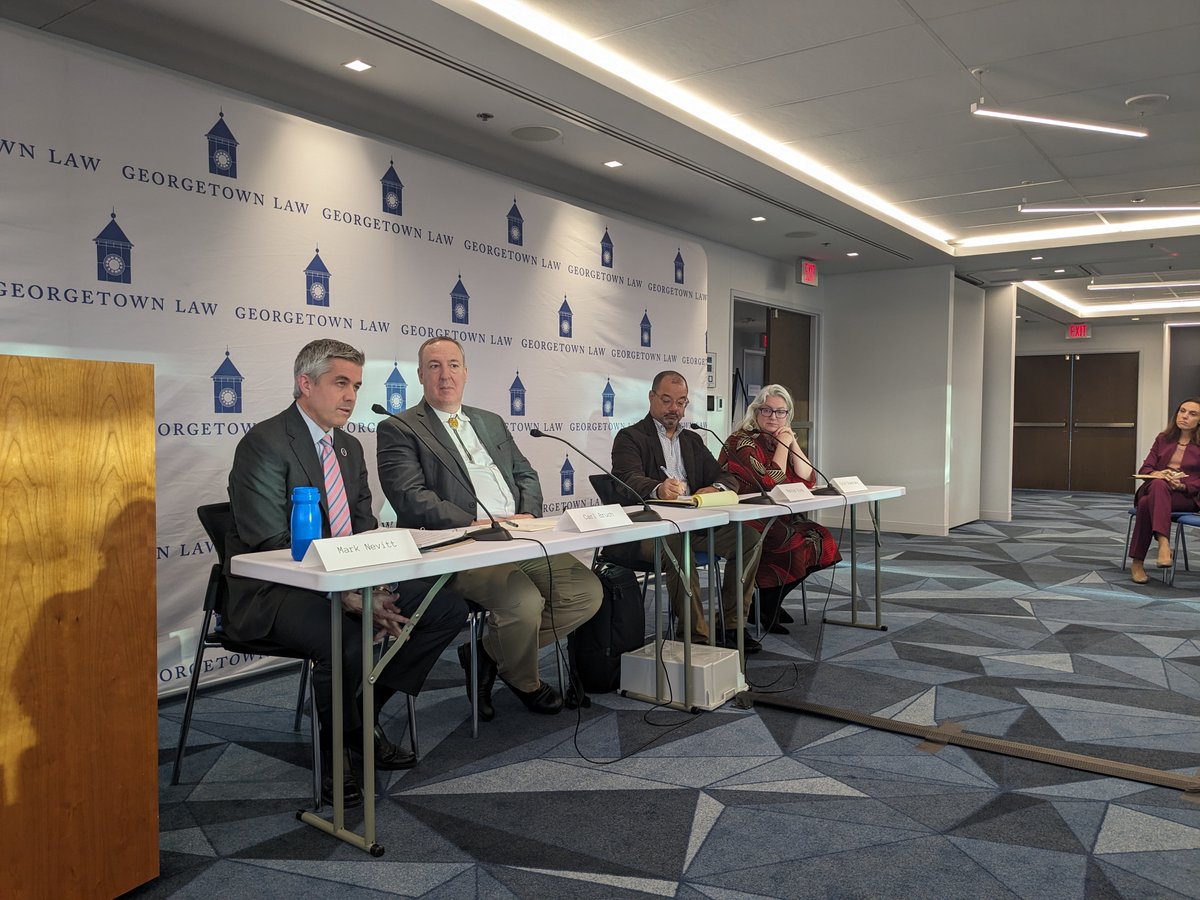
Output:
[688, 422, 775, 505]
[527, 428, 660, 522]
[755, 426, 839, 496]
[371, 404, 512, 540]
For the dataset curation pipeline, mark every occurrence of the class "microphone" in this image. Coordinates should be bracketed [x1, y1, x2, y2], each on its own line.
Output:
[753, 426, 839, 496]
[527, 428, 660, 522]
[371, 403, 512, 541]
[688, 422, 775, 505]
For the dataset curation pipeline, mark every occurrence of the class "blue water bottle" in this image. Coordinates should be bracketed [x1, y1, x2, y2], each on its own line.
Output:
[290, 486, 321, 561]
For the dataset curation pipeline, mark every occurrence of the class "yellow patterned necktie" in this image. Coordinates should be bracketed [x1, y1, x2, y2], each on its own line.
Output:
[448, 415, 473, 461]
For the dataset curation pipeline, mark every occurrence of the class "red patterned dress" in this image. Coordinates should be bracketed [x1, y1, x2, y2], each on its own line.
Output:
[718, 429, 841, 587]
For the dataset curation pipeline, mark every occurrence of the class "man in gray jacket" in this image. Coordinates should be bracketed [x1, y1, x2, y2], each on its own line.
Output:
[377, 336, 601, 720]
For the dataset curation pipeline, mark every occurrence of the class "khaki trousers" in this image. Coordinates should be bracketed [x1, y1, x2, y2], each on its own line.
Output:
[632, 522, 762, 641]
[453, 553, 602, 691]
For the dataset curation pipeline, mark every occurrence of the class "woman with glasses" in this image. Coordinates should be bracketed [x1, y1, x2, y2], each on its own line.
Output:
[718, 384, 840, 633]
[1128, 398, 1200, 584]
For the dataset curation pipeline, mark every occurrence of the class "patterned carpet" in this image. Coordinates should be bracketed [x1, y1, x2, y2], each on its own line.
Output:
[138, 491, 1200, 899]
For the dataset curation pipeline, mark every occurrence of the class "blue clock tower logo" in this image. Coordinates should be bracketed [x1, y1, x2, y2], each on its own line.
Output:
[509, 372, 526, 416]
[94, 211, 133, 284]
[381, 160, 404, 216]
[560, 456, 575, 496]
[212, 350, 244, 414]
[507, 198, 524, 246]
[674, 249, 685, 284]
[601, 378, 615, 417]
[305, 248, 331, 307]
[640, 310, 652, 348]
[600, 228, 614, 269]
[558, 296, 573, 338]
[206, 110, 238, 179]
[450, 275, 470, 325]
[385, 364, 407, 413]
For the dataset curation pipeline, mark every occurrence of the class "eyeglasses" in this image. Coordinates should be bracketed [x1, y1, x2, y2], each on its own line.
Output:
[757, 407, 789, 418]
[655, 394, 689, 409]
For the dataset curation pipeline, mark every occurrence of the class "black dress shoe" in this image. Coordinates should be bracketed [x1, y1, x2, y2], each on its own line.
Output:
[457, 640, 496, 722]
[320, 770, 363, 808]
[720, 629, 762, 654]
[767, 623, 790, 635]
[778, 609, 795, 624]
[502, 680, 564, 715]
[372, 725, 417, 770]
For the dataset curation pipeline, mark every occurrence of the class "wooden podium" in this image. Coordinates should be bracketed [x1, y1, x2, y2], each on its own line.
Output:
[0, 355, 159, 897]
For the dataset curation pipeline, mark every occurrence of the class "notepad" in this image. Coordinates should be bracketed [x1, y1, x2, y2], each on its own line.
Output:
[646, 489, 739, 508]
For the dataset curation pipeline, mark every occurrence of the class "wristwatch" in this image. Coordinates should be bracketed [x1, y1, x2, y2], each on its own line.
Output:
[712, 482, 728, 492]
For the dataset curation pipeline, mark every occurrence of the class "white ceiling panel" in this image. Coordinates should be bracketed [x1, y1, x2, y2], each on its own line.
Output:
[679, 25, 960, 111]
[836, 135, 1044, 186]
[740, 72, 975, 141]
[591, 0, 915, 80]
[929, 0, 1200, 67]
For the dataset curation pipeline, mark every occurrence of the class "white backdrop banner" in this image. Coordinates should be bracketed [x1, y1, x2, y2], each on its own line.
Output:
[0, 25, 708, 694]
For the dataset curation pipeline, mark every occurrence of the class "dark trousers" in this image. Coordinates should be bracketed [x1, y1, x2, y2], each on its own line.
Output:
[262, 579, 465, 761]
[1130, 479, 1198, 559]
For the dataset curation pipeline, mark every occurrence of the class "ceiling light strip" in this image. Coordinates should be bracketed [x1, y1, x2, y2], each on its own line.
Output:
[284, 0, 915, 260]
[1020, 204, 1200, 213]
[1023, 281, 1200, 316]
[1087, 280, 1200, 291]
[971, 103, 1147, 138]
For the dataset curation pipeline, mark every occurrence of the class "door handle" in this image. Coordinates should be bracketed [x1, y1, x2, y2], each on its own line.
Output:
[1072, 422, 1135, 428]
[1014, 422, 1066, 427]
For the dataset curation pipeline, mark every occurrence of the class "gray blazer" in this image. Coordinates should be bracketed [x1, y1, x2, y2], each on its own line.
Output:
[224, 403, 375, 640]
[377, 399, 542, 528]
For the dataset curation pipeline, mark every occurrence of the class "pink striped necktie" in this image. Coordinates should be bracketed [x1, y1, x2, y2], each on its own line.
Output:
[319, 435, 352, 537]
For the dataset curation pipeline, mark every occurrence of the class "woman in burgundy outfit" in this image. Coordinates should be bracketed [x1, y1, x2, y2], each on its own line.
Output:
[1129, 398, 1200, 584]
[718, 385, 840, 632]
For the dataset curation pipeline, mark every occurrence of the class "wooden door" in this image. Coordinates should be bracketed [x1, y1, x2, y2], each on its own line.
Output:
[1071, 352, 1138, 492]
[765, 307, 814, 454]
[1013, 355, 1071, 488]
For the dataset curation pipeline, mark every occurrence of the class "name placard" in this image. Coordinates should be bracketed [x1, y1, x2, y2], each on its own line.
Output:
[830, 475, 869, 494]
[770, 483, 813, 502]
[303, 530, 420, 571]
[561, 504, 634, 533]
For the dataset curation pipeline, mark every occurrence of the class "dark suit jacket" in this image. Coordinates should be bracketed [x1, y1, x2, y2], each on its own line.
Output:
[611, 414, 745, 499]
[224, 402, 375, 641]
[377, 399, 542, 528]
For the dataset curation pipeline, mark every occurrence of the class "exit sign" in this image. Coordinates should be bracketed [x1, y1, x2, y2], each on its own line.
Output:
[1067, 323, 1091, 340]
[798, 258, 818, 286]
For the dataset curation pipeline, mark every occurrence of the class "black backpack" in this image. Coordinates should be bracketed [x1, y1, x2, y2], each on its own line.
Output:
[568, 561, 646, 693]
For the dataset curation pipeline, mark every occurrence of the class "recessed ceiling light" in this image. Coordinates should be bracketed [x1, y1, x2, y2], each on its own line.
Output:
[750, 216, 766, 222]
[1131, 317, 1140, 321]
[846, 251, 859, 257]
[604, 160, 622, 168]
[1031, 256, 1044, 261]
[343, 59, 372, 72]
[1053, 268, 1066, 273]
[1015, 314, 1022, 319]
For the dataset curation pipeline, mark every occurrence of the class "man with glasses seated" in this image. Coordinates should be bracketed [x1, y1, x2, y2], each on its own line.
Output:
[611, 370, 764, 652]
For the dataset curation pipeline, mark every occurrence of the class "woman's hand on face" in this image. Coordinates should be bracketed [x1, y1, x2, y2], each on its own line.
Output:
[775, 427, 797, 447]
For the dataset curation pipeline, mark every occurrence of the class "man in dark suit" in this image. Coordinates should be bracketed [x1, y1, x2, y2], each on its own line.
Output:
[377, 336, 602, 720]
[225, 339, 465, 805]
[611, 370, 764, 652]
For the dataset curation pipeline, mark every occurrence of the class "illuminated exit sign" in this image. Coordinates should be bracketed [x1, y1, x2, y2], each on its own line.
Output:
[1067, 323, 1091, 340]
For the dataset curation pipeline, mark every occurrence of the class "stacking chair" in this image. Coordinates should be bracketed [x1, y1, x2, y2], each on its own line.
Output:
[1167, 514, 1200, 585]
[1121, 506, 1190, 582]
[171, 503, 321, 807]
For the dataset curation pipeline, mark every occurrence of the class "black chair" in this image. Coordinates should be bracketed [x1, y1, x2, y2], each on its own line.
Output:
[171, 503, 322, 806]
